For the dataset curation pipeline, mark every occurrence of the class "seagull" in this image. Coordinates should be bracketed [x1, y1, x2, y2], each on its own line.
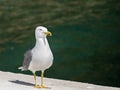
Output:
[19, 26, 53, 88]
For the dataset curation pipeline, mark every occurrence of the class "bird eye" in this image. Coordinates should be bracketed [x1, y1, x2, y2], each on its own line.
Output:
[39, 29, 42, 31]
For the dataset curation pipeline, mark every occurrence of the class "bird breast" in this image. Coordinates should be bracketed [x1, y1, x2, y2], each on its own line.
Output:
[29, 47, 53, 71]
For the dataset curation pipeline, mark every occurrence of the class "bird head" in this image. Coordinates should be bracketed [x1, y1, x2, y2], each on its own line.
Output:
[35, 26, 52, 39]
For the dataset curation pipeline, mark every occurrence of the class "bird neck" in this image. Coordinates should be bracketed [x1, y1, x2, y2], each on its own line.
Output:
[34, 37, 50, 49]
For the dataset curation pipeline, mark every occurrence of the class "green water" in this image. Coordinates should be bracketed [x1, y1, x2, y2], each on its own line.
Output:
[0, 0, 120, 87]
[0, 25, 120, 87]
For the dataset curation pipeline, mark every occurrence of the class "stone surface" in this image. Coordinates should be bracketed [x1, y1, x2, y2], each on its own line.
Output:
[0, 71, 119, 90]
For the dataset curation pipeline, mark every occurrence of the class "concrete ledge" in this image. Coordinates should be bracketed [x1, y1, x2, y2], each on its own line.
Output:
[0, 71, 119, 90]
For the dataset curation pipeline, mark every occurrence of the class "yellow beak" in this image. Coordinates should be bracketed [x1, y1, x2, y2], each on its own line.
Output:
[44, 31, 52, 36]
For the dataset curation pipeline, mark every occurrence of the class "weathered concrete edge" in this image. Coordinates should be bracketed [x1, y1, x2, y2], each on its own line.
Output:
[0, 71, 119, 90]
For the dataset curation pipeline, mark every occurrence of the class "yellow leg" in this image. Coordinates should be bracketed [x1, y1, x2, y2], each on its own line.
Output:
[39, 71, 48, 88]
[33, 73, 39, 88]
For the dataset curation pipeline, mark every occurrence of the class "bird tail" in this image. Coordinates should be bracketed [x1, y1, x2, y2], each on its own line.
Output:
[18, 66, 24, 71]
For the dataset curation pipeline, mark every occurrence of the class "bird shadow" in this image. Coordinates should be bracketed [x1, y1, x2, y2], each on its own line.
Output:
[9, 80, 51, 89]
[9, 80, 34, 87]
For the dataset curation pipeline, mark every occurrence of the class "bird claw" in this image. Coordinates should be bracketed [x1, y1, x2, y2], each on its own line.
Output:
[34, 84, 40, 88]
[39, 85, 50, 89]
[34, 84, 50, 89]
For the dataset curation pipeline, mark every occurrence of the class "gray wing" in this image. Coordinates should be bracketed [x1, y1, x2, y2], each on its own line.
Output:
[22, 49, 32, 70]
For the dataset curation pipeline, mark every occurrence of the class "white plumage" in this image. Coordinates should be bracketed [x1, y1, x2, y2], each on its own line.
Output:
[29, 26, 53, 73]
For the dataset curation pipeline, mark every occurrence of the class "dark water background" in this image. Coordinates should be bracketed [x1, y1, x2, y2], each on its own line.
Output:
[0, 0, 120, 87]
